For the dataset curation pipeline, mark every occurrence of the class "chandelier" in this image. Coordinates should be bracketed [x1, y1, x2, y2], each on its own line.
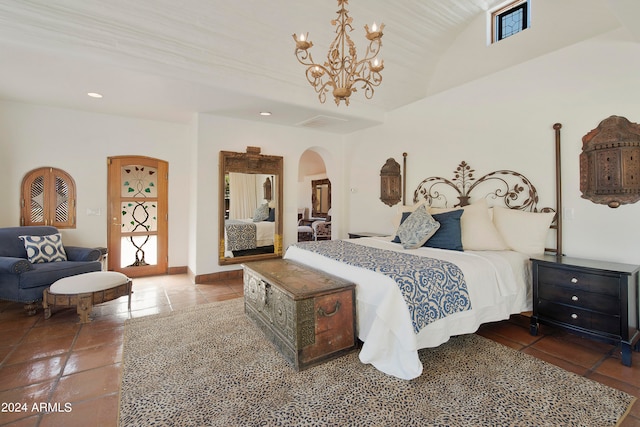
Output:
[292, 0, 384, 106]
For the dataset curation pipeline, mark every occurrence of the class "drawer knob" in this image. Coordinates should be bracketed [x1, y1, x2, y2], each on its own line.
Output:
[571, 295, 579, 301]
[571, 277, 578, 284]
[571, 313, 578, 319]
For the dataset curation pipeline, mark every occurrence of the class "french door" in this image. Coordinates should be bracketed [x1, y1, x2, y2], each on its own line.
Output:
[107, 156, 168, 277]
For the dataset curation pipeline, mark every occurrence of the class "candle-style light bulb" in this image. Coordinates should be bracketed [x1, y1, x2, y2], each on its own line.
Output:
[293, 32, 312, 50]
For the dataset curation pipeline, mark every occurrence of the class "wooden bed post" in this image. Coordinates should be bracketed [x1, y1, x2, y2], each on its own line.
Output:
[554, 123, 563, 257]
[402, 152, 407, 206]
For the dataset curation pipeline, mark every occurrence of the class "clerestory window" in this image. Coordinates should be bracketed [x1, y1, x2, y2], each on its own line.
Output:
[491, 0, 530, 43]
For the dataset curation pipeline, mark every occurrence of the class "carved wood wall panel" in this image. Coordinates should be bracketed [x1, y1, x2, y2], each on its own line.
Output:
[380, 158, 401, 207]
[580, 116, 640, 208]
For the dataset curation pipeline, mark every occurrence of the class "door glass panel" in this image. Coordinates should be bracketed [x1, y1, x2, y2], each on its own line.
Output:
[121, 166, 157, 197]
[120, 164, 158, 269]
[121, 202, 158, 233]
[120, 235, 158, 268]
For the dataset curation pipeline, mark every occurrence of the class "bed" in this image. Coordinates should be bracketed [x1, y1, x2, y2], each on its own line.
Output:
[284, 127, 563, 380]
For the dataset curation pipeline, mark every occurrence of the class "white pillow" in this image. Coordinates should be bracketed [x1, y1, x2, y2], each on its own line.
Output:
[492, 206, 555, 255]
[431, 199, 507, 251]
[396, 205, 440, 249]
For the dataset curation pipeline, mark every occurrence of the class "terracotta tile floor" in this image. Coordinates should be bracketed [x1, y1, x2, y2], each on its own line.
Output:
[0, 274, 639, 426]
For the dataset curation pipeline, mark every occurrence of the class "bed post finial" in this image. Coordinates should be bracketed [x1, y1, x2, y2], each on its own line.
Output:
[403, 152, 407, 205]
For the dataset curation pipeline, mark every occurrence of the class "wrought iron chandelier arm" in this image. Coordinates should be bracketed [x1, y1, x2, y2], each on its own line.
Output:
[304, 66, 334, 104]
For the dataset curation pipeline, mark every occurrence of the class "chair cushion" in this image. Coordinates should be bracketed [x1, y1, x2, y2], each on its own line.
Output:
[50, 271, 130, 294]
[18, 261, 102, 289]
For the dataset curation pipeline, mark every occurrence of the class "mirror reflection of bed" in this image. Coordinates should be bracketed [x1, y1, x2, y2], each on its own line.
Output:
[224, 173, 276, 257]
[219, 148, 283, 265]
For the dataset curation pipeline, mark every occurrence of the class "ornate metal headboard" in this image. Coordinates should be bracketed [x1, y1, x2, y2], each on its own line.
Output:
[409, 124, 563, 255]
[412, 161, 551, 212]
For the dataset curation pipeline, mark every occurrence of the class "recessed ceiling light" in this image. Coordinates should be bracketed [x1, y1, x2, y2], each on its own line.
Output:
[87, 92, 103, 98]
[259, 111, 272, 116]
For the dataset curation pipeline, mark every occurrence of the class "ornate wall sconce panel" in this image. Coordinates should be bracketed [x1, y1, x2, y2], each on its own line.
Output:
[580, 115, 640, 208]
[380, 158, 401, 207]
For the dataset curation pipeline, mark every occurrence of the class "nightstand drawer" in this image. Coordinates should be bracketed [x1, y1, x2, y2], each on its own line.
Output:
[538, 285, 619, 315]
[531, 256, 640, 367]
[537, 265, 619, 297]
[538, 300, 620, 336]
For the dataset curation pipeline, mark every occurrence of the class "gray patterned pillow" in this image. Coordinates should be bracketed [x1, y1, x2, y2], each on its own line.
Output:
[253, 203, 270, 222]
[18, 233, 68, 263]
[396, 205, 440, 249]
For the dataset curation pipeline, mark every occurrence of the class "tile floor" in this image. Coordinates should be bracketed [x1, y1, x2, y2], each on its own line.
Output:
[0, 273, 639, 426]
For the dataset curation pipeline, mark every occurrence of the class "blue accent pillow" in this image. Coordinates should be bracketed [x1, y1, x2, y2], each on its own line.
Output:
[267, 208, 276, 222]
[426, 210, 464, 251]
[393, 209, 463, 251]
[396, 205, 440, 249]
[18, 233, 68, 263]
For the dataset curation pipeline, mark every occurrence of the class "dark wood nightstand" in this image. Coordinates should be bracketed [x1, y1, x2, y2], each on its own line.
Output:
[348, 232, 389, 239]
[530, 255, 640, 366]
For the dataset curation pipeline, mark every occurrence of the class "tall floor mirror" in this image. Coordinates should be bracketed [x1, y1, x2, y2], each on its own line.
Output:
[219, 147, 283, 265]
[311, 178, 331, 218]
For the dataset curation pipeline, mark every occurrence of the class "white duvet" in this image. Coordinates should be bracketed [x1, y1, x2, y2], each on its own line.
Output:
[284, 237, 531, 380]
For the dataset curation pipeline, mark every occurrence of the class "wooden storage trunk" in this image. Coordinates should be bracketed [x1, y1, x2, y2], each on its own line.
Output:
[243, 259, 357, 370]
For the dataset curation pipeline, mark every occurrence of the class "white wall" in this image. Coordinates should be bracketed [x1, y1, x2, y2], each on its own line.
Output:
[345, 28, 640, 265]
[192, 114, 345, 276]
[0, 101, 348, 278]
[0, 100, 193, 268]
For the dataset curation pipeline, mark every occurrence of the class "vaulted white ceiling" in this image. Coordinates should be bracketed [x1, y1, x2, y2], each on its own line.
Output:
[0, 0, 637, 133]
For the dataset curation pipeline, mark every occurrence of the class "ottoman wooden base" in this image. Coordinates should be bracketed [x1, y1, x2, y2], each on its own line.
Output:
[43, 272, 132, 323]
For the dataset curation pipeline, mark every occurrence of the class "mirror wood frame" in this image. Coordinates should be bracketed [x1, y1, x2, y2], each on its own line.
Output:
[218, 148, 283, 265]
[311, 178, 331, 218]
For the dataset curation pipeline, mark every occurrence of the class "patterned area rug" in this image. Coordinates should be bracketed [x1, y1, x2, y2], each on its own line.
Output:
[119, 298, 635, 426]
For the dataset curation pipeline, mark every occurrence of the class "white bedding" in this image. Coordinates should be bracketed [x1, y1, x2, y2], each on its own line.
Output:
[284, 237, 531, 380]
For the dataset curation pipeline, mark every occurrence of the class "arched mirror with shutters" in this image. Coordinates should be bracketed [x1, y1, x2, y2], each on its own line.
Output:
[21, 167, 76, 228]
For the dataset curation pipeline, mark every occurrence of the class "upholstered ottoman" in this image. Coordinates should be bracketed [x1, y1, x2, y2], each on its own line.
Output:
[43, 271, 132, 323]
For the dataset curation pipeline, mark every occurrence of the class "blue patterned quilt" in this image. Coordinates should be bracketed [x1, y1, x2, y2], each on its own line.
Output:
[225, 220, 257, 251]
[293, 240, 471, 333]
